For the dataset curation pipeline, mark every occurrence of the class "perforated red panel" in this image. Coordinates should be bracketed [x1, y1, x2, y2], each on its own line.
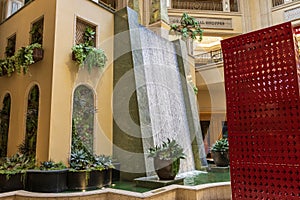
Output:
[221, 22, 300, 199]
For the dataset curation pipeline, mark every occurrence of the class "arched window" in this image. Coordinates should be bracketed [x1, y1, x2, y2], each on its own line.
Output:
[0, 94, 11, 157]
[72, 85, 95, 154]
[24, 85, 39, 156]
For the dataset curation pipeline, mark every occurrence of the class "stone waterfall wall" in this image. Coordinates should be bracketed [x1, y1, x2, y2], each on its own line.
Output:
[113, 7, 207, 180]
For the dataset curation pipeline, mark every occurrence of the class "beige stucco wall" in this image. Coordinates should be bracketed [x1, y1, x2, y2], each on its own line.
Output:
[0, 0, 56, 161]
[0, 0, 114, 164]
[50, 0, 114, 163]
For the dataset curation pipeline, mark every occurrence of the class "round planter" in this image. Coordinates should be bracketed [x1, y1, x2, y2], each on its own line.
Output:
[25, 169, 68, 193]
[212, 151, 229, 167]
[67, 170, 104, 191]
[154, 158, 180, 180]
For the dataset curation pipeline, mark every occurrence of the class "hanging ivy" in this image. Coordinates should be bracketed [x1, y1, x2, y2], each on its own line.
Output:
[170, 13, 203, 42]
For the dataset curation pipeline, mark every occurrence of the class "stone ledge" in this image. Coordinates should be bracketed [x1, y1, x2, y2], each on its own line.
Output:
[0, 182, 231, 200]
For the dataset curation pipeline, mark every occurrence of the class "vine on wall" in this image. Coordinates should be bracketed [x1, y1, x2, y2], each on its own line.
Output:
[0, 94, 11, 157]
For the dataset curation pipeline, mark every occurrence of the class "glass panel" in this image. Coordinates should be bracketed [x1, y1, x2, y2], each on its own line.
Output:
[24, 85, 39, 156]
[72, 85, 95, 153]
[0, 94, 11, 157]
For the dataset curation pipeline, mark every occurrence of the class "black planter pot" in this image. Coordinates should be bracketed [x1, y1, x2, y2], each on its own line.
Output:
[212, 151, 229, 167]
[154, 158, 180, 180]
[25, 169, 68, 193]
[104, 168, 112, 186]
[112, 162, 120, 182]
[0, 173, 25, 192]
[67, 170, 104, 191]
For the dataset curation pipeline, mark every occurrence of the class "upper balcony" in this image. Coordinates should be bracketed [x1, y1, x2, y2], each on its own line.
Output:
[194, 48, 223, 68]
[0, 0, 115, 23]
[272, 0, 300, 7]
[169, 0, 239, 12]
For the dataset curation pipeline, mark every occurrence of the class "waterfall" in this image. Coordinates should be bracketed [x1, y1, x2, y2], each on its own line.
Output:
[137, 26, 195, 175]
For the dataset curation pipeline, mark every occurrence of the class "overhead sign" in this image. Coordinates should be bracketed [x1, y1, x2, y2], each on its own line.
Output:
[169, 16, 233, 29]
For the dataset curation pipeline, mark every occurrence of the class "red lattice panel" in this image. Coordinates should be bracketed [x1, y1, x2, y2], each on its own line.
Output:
[221, 22, 300, 199]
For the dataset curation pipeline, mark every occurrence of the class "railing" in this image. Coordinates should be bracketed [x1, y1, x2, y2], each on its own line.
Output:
[171, 0, 239, 12]
[98, 0, 116, 11]
[272, 0, 300, 7]
[194, 49, 223, 66]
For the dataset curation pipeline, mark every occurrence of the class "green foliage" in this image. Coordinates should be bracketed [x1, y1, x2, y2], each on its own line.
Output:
[70, 120, 114, 171]
[72, 86, 95, 153]
[148, 138, 186, 161]
[0, 43, 42, 77]
[170, 13, 203, 42]
[14, 43, 42, 74]
[0, 153, 35, 175]
[93, 155, 114, 170]
[72, 27, 107, 71]
[83, 27, 95, 47]
[39, 160, 66, 170]
[0, 57, 15, 77]
[0, 95, 11, 158]
[69, 149, 93, 171]
[30, 23, 43, 44]
[211, 138, 229, 152]
[16, 86, 40, 158]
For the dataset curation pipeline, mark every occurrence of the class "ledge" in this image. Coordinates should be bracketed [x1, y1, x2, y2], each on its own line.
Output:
[0, 182, 231, 200]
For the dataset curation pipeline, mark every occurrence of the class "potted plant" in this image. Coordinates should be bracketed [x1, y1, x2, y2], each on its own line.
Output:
[148, 138, 186, 180]
[67, 148, 108, 191]
[71, 27, 107, 72]
[0, 153, 35, 192]
[93, 155, 114, 186]
[25, 160, 68, 193]
[170, 13, 203, 42]
[211, 138, 229, 167]
[14, 43, 43, 75]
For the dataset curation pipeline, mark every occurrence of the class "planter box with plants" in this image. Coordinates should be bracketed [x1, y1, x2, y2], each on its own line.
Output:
[0, 153, 35, 192]
[67, 149, 114, 191]
[148, 138, 186, 180]
[211, 138, 229, 167]
[71, 27, 107, 72]
[25, 161, 68, 193]
[15, 43, 44, 74]
[0, 43, 43, 78]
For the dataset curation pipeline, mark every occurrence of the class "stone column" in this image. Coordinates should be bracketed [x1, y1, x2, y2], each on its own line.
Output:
[148, 0, 170, 39]
[223, 0, 230, 12]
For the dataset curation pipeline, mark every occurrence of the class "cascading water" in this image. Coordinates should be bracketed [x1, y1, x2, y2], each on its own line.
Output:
[137, 26, 195, 174]
[113, 7, 206, 180]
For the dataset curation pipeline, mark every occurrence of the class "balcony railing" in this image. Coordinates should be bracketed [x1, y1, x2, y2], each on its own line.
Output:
[194, 49, 223, 66]
[171, 0, 239, 12]
[272, 0, 300, 7]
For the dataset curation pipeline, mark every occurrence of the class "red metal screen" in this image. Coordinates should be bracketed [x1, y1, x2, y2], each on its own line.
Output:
[221, 22, 300, 199]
